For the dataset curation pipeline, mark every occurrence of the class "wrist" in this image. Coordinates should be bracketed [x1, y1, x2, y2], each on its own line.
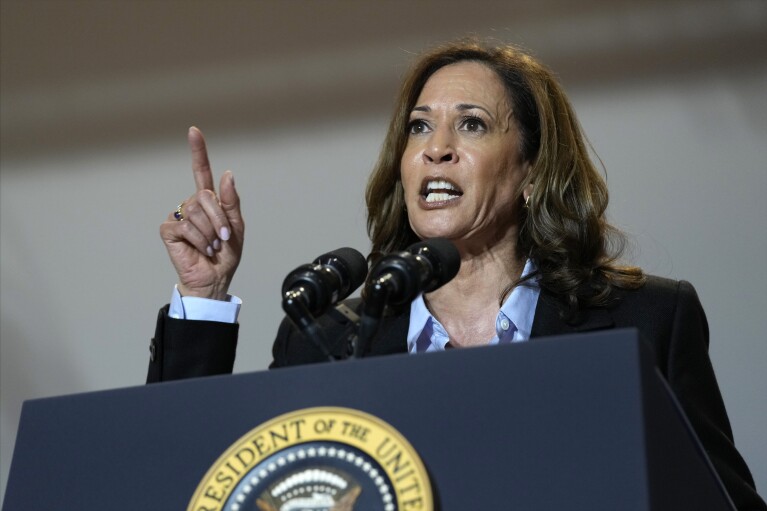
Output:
[177, 281, 230, 301]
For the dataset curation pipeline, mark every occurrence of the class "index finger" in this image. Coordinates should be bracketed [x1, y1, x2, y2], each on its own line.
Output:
[188, 126, 215, 191]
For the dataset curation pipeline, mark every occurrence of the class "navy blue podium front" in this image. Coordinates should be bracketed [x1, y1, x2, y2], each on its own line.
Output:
[3, 329, 734, 510]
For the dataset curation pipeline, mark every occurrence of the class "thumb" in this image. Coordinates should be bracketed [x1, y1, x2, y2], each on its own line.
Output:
[219, 170, 244, 236]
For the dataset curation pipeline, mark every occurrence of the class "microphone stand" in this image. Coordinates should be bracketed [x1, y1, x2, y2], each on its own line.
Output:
[282, 289, 336, 362]
[353, 275, 392, 358]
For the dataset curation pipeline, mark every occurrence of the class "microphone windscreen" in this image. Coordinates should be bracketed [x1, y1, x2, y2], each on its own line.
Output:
[409, 238, 460, 292]
[314, 247, 368, 298]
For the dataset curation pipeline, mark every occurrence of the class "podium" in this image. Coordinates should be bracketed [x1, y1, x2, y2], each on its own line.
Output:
[3, 329, 734, 510]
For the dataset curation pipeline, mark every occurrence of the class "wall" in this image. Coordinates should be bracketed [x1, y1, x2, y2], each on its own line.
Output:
[2, 0, 765, 502]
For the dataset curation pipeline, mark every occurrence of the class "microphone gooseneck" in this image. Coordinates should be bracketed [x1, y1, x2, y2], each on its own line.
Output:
[355, 238, 460, 357]
[281, 247, 368, 360]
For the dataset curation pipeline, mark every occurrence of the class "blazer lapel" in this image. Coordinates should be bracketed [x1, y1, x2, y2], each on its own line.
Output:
[531, 288, 615, 338]
[369, 310, 410, 356]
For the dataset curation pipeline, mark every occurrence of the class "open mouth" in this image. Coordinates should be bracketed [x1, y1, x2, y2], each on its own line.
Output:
[420, 179, 463, 203]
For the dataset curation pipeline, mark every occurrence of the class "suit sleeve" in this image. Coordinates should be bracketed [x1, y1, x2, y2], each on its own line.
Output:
[145, 300, 356, 382]
[146, 305, 238, 383]
[666, 281, 765, 510]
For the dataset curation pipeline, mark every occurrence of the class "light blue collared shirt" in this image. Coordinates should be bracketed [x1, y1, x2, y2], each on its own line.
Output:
[407, 259, 540, 353]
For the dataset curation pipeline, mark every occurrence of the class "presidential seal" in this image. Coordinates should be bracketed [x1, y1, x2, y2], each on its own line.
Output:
[188, 407, 433, 511]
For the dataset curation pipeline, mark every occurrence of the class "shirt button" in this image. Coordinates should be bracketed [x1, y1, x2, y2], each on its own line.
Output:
[500, 318, 511, 331]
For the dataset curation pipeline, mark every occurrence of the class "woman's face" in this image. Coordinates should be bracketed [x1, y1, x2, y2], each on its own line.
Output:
[400, 61, 530, 248]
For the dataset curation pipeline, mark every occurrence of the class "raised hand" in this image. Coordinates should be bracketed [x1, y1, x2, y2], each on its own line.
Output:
[159, 127, 244, 300]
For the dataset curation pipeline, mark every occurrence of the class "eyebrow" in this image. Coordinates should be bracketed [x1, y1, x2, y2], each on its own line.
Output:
[411, 103, 495, 119]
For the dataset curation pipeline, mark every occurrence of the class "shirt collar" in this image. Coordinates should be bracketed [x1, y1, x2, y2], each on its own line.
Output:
[498, 258, 539, 342]
[407, 259, 540, 353]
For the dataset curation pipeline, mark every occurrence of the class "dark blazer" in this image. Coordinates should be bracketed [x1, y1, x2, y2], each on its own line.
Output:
[146, 275, 765, 510]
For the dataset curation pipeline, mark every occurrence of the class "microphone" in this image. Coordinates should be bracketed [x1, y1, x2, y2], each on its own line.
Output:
[355, 238, 460, 356]
[282, 247, 368, 360]
[282, 247, 368, 317]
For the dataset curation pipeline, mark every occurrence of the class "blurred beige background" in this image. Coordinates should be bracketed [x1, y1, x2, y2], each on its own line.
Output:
[2, 0, 766, 502]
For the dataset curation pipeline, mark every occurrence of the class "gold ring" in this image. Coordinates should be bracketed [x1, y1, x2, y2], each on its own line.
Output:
[174, 202, 185, 221]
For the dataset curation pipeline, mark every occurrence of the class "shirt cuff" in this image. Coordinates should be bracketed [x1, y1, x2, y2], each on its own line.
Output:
[169, 285, 242, 323]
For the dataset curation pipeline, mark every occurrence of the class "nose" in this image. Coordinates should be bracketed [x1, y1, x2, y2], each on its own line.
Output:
[422, 128, 458, 164]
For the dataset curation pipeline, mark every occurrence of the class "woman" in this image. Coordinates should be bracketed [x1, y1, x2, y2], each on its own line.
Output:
[148, 41, 764, 509]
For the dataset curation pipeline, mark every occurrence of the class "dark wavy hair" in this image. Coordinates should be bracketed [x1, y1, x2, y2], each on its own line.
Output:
[365, 40, 644, 315]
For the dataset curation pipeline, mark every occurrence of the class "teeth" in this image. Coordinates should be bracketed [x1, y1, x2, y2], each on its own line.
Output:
[423, 179, 462, 203]
[425, 193, 460, 203]
[426, 180, 458, 191]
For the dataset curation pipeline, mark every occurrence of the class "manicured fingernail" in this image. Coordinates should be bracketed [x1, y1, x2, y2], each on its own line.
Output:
[206, 246, 214, 257]
[213, 239, 221, 251]
[220, 227, 230, 241]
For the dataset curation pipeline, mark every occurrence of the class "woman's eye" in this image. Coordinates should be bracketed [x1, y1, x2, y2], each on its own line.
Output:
[408, 119, 430, 135]
[460, 116, 486, 132]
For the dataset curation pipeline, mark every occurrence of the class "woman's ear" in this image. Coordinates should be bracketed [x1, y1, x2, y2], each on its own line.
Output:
[522, 183, 534, 203]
